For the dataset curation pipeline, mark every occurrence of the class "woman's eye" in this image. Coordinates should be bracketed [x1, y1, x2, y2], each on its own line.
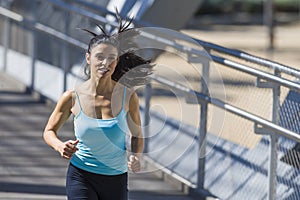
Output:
[96, 56, 115, 61]
[96, 56, 104, 60]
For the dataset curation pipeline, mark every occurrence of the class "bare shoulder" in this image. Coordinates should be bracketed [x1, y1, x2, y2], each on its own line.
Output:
[128, 89, 139, 110]
[129, 91, 139, 104]
[56, 90, 75, 109]
[124, 88, 139, 112]
[61, 90, 74, 101]
[125, 88, 138, 103]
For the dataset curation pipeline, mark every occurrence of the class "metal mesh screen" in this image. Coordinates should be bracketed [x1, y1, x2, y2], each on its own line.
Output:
[202, 52, 300, 199]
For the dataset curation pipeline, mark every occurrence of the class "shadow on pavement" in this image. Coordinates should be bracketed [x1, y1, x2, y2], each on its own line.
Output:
[0, 182, 66, 195]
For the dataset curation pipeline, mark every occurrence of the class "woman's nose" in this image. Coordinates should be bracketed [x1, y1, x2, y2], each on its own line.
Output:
[102, 58, 108, 65]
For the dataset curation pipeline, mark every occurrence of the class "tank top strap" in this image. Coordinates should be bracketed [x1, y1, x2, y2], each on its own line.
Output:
[122, 87, 126, 109]
[74, 91, 83, 111]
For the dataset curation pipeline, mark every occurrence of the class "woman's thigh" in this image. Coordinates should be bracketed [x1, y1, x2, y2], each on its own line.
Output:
[90, 172, 128, 200]
[66, 164, 128, 200]
[66, 164, 98, 200]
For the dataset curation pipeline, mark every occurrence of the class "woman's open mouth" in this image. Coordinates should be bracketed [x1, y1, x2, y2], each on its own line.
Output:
[97, 67, 109, 74]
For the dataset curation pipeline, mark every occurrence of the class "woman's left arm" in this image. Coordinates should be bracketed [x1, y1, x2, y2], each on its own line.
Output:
[127, 92, 144, 172]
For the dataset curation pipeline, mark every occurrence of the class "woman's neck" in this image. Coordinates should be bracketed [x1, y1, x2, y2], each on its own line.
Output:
[87, 77, 115, 96]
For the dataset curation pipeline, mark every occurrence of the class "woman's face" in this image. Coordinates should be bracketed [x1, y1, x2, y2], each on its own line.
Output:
[86, 43, 118, 79]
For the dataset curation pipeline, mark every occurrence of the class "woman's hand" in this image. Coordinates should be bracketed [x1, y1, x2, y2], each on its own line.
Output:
[128, 155, 141, 173]
[57, 139, 79, 159]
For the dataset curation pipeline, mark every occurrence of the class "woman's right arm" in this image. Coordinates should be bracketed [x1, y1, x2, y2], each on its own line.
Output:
[43, 90, 79, 159]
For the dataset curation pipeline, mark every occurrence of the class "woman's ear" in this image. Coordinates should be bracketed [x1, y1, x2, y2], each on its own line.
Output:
[85, 53, 90, 64]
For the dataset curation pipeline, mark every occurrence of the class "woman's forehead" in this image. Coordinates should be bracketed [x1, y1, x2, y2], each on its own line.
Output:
[91, 43, 118, 55]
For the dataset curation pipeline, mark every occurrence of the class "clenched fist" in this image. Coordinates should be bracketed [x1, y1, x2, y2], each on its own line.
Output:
[58, 139, 79, 159]
[128, 155, 141, 173]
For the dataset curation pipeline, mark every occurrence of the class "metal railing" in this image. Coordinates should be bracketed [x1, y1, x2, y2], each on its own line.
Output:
[1, 1, 300, 199]
[139, 28, 300, 199]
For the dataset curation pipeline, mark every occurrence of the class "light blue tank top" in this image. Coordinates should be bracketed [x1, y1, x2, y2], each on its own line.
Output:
[70, 88, 128, 175]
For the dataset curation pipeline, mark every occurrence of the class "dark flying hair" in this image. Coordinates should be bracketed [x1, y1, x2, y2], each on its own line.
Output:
[81, 9, 154, 87]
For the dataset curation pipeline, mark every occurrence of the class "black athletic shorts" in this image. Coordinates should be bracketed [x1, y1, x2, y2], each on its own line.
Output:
[66, 163, 128, 200]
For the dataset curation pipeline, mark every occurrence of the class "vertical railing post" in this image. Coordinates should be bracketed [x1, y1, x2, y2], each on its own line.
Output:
[264, 0, 275, 50]
[30, 1, 37, 91]
[268, 69, 280, 200]
[1, 0, 13, 72]
[197, 54, 210, 190]
[299, 0, 300, 19]
[143, 83, 152, 154]
[299, 0, 300, 20]
[61, 10, 70, 92]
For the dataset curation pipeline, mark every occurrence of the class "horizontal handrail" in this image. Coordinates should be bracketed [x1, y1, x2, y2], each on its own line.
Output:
[34, 23, 87, 49]
[0, 6, 87, 49]
[0, 6, 23, 22]
[151, 75, 300, 143]
[139, 29, 300, 92]
[196, 39, 300, 78]
[211, 54, 300, 92]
